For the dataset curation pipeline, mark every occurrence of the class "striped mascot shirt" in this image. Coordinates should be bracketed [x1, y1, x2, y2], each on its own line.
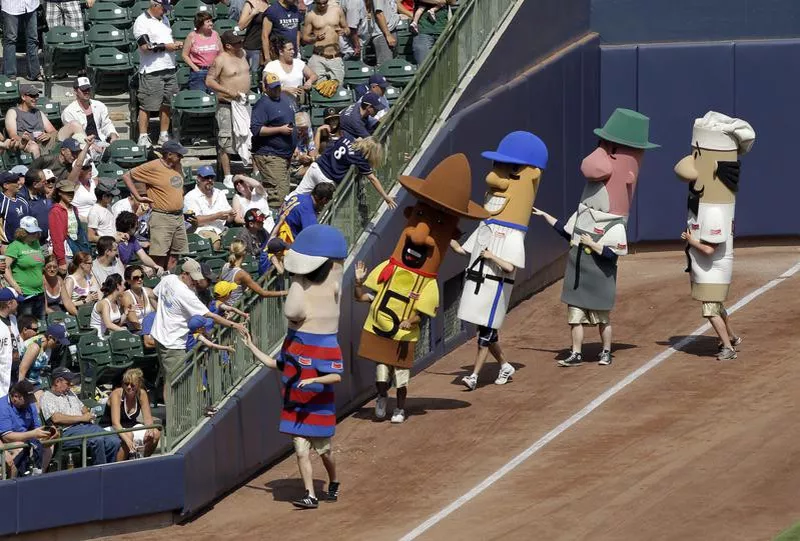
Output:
[277, 329, 343, 438]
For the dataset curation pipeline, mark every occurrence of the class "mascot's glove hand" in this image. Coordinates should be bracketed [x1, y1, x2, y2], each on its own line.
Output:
[315, 79, 339, 98]
[354, 261, 368, 284]
[399, 319, 414, 330]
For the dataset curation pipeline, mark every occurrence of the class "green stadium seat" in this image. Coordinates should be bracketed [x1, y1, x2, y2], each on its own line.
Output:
[143, 276, 160, 289]
[384, 85, 401, 106]
[378, 58, 417, 88]
[87, 24, 132, 51]
[171, 89, 217, 143]
[300, 43, 313, 61]
[241, 255, 258, 275]
[132, 0, 150, 15]
[46, 311, 80, 341]
[37, 97, 63, 128]
[77, 333, 132, 398]
[0, 76, 20, 115]
[108, 329, 159, 383]
[96, 161, 127, 180]
[394, 18, 414, 62]
[187, 232, 213, 256]
[87, 3, 133, 29]
[176, 65, 191, 89]
[201, 257, 226, 276]
[76, 303, 95, 332]
[86, 47, 135, 95]
[172, 0, 214, 21]
[310, 86, 353, 109]
[107, 139, 148, 168]
[344, 60, 374, 87]
[43, 27, 89, 86]
[214, 18, 235, 33]
[219, 227, 242, 248]
[171, 19, 195, 41]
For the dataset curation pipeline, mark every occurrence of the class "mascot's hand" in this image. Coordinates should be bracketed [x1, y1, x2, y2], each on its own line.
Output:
[681, 228, 693, 242]
[354, 261, 368, 284]
[399, 319, 414, 330]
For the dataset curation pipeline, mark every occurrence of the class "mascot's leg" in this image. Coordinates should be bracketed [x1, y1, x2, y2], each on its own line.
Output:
[320, 451, 339, 502]
[291, 437, 319, 509]
[598, 323, 613, 365]
[558, 323, 585, 367]
[489, 342, 515, 385]
[703, 302, 739, 360]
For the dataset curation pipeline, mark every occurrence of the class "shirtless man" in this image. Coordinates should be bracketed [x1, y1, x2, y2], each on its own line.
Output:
[205, 30, 252, 187]
[301, 0, 348, 84]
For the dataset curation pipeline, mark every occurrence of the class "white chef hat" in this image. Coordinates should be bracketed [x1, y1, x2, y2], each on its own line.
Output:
[692, 111, 756, 155]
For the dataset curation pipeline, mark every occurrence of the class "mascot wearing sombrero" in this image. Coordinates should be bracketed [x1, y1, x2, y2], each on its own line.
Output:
[533, 108, 658, 367]
[450, 131, 548, 391]
[675, 111, 755, 361]
[354, 154, 489, 423]
[241, 224, 347, 510]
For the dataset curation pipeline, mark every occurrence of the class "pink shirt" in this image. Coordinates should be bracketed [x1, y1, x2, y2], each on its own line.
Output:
[188, 31, 220, 68]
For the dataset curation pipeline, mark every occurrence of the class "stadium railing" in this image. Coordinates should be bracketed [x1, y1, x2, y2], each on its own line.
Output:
[1, 424, 164, 480]
[164, 0, 517, 452]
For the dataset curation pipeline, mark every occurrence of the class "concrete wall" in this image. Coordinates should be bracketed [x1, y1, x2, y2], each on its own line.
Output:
[592, 0, 800, 44]
[600, 39, 800, 242]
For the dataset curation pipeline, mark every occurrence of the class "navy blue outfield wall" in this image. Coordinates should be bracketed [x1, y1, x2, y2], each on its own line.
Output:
[592, 0, 800, 44]
[600, 39, 800, 242]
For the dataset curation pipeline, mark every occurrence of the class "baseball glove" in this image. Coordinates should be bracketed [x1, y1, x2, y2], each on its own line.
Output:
[315, 79, 339, 98]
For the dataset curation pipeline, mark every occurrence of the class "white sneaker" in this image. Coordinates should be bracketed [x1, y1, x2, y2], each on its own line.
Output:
[375, 396, 387, 420]
[137, 134, 152, 147]
[223, 174, 235, 189]
[390, 408, 405, 424]
[461, 374, 477, 391]
[494, 364, 515, 385]
[157, 132, 170, 145]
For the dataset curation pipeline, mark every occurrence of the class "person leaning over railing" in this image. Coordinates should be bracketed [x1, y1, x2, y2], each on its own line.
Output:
[40, 367, 122, 466]
[150, 259, 247, 402]
[0, 381, 55, 478]
[284, 135, 396, 209]
[107, 368, 161, 461]
[219, 240, 288, 304]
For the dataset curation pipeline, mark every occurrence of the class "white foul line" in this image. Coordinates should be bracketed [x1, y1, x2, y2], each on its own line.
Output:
[399, 259, 800, 541]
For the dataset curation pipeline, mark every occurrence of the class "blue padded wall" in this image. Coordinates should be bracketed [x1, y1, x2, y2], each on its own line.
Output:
[592, 0, 800, 44]
[102, 456, 184, 520]
[600, 39, 800, 241]
[0, 479, 17, 536]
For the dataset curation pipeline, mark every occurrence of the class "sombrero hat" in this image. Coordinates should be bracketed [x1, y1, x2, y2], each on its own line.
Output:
[399, 154, 489, 220]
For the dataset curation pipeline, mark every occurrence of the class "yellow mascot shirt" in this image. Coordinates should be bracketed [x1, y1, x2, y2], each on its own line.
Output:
[362, 259, 439, 342]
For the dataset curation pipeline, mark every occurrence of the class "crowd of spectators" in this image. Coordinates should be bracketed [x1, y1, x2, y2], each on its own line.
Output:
[0, 0, 458, 477]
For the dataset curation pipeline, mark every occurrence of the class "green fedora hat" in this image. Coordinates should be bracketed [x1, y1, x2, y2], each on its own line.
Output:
[594, 108, 660, 149]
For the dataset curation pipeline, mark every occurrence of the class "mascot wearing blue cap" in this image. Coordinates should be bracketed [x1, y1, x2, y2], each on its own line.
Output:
[240, 224, 347, 510]
[451, 131, 548, 391]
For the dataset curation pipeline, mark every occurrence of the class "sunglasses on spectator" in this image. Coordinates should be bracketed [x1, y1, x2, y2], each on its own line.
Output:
[130, 274, 143, 280]
[29, 325, 39, 332]
[200, 176, 215, 181]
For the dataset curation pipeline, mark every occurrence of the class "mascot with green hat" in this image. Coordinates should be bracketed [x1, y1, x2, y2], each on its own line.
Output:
[533, 108, 658, 367]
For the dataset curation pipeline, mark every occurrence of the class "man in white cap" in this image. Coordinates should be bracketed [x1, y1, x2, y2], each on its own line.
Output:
[151, 258, 246, 400]
[61, 77, 119, 156]
[675, 111, 756, 361]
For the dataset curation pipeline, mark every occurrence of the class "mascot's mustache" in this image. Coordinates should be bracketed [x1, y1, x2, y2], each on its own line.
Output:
[716, 160, 740, 193]
[687, 181, 704, 216]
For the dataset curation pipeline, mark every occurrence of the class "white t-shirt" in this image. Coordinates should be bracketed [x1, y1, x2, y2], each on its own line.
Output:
[133, 11, 176, 74]
[233, 193, 274, 231]
[72, 178, 97, 221]
[92, 259, 126, 289]
[688, 202, 734, 285]
[0, 321, 12, 396]
[87, 204, 116, 237]
[564, 203, 629, 256]
[111, 197, 133, 218]
[263, 59, 306, 89]
[151, 275, 209, 350]
[183, 187, 232, 235]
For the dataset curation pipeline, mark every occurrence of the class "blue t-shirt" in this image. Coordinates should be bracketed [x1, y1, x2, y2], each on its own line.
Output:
[339, 102, 372, 139]
[0, 394, 40, 438]
[0, 194, 30, 243]
[18, 186, 51, 242]
[265, 2, 300, 47]
[250, 94, 298, 158]
[140, 311, 155, 337]
[316, 136, 373, 183]
[279, 193, 318, 241]
[118, 237, 142, 265]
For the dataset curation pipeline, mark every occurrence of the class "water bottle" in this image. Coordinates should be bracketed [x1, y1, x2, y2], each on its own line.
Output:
[67, 454, 74, 470]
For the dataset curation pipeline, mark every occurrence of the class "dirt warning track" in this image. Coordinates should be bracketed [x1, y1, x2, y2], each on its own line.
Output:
[105, 246, 800, 541]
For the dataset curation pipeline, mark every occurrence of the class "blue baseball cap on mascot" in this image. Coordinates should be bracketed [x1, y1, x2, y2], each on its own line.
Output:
[481, 130, 549, 169]
[284, 224, 347, 275]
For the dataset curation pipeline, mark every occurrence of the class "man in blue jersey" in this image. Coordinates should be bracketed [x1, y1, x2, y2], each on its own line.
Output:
[262, 0, 301, 61]
[251, 72, 298, 211]
[338, 92, 384, 139]
[271, 182, 335, 249]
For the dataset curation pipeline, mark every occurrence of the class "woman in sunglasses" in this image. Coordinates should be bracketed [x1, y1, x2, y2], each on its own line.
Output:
[63, 251, 100, 316]
[108, 368, 160, 460]
[120, 265, 158, 333]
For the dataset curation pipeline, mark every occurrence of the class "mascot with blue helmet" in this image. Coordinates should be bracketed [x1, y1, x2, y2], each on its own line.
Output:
[451, 131, 549, 391]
